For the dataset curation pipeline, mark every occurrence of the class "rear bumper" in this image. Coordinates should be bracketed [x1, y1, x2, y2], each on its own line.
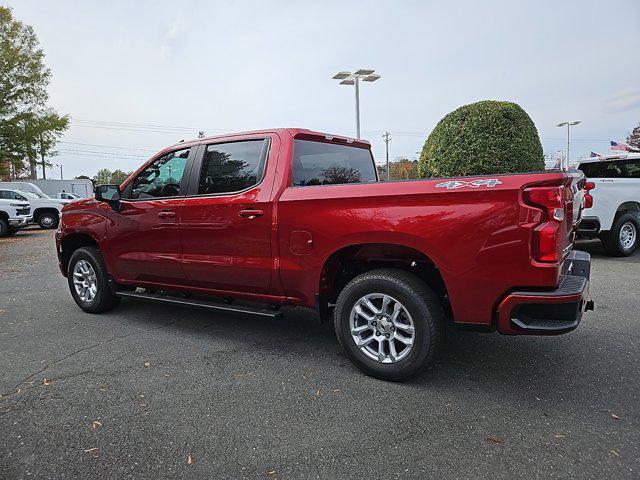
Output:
[577, 217, 600, 239]
[497, 250, 592, 335]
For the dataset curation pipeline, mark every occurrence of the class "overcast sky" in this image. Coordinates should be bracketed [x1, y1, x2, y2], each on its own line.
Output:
[5, 0, 640, 179]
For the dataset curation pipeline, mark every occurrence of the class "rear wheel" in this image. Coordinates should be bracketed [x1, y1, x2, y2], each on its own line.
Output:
[334, 268, 444, 381]
[601, 213, 639, 257]
[37, 212, 59, 229]
[68, 246, 120, 313]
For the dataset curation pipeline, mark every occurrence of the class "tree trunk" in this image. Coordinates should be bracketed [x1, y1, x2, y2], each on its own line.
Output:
[29, 158, 37, 179]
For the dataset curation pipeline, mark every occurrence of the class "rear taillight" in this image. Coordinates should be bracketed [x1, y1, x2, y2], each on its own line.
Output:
[584, 181, 595, 209]
[523, 185, 566, 263]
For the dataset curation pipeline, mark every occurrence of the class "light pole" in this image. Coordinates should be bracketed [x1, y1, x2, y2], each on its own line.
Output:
[556, 121, 581, 170]
[332, 69, 381, 139]
[55, 163, 63, 179]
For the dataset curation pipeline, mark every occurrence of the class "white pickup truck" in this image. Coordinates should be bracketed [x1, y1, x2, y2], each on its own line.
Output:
[0, 188, 69, 229]
[0, 193, 32, 237]
[577, 153, 640, 256]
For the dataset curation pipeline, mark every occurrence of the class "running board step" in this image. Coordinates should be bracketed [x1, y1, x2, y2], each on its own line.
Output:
[115, 291, 282, 318]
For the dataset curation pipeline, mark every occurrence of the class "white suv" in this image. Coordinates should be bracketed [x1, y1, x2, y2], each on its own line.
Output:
[577, 153, 640, 256]
[0, 188, 69, 229]
[0, 192, 32, 237]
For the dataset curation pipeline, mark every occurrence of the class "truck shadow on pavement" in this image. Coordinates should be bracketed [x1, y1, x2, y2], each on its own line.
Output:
[575, 239, 640, 262]
[112, 296, 595, 399]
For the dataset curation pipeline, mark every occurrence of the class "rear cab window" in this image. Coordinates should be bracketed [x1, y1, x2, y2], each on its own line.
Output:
[292, 140, 377, 186]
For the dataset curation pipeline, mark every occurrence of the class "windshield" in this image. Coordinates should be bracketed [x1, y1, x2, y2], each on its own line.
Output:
[15, 189, 40, 200]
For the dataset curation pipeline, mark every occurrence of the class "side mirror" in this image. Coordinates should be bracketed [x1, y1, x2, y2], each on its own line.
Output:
[95, 184, 122, 209]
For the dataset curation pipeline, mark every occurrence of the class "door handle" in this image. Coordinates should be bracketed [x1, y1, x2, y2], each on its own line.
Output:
[158, 210, 176, 219]
[239, 209, 264, 219]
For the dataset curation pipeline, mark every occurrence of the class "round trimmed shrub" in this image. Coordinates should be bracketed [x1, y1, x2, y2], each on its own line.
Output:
[418, 100, 544, 178]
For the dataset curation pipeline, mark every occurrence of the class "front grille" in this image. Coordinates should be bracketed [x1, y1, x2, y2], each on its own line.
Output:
[16, 207, 30, 215]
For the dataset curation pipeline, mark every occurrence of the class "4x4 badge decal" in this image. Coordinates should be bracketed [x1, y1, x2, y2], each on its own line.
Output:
[435, 179, 502, 189]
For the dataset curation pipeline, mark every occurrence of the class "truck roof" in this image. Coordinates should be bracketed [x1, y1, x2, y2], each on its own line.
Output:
[577, 153, 640, 165]
[169, 128, 371, 152]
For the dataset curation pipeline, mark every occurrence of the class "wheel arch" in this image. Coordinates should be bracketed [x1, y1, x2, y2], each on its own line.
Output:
[616, 201, 640, 215]
[317, 242, 451, 322]
[33, 207, 60, 218]
[60, 232, 100, 274]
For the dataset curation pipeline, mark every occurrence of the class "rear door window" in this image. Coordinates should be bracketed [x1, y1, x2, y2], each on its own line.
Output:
[197, 139, 268, 195]
[292, 140, 377, 186]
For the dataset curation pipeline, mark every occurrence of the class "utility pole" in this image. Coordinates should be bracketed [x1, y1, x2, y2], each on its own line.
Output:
[382, 132, 391, 180]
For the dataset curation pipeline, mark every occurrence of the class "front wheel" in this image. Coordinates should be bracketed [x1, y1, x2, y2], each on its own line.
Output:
[334, 268, 445, 381]
[67, 246, 120, 313]
[37, 212, 59, 229]
[0, 218, 9, 237]
[601, 213, 639, 257]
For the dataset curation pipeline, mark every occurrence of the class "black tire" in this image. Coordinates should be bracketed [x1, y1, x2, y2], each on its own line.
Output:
[67, 246, 120, 313]
[37, 212, 59, 229]
[601, 213, 639, 257]
[0, 218, 9, 237]
[333, 268, 445, 381]
[6, 228, 19, 236]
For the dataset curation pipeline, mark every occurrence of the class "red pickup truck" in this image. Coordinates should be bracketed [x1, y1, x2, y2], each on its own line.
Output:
[56, 128, 593, 380]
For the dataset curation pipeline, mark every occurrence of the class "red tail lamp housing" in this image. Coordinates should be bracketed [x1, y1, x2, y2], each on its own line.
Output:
[584, 181, 595, 209]
[524, 185, 566, 263]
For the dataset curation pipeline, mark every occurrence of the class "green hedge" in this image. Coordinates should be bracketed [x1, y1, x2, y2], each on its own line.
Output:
[418, 100, 544, 178]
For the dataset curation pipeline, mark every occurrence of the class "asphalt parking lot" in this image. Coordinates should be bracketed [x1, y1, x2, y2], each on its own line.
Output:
[1, 228, 638, 479]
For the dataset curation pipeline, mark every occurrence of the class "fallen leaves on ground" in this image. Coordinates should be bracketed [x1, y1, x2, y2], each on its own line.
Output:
[611, 413, 620, 420]
[315, 389, 320, 396]
[485, 436, 502, 444]
[43, 379, 52, 386]
[187, 455, 192, 465]
[83, 447, 99, 457]
[91, 420, 102, 429]
[329, 389, 340, 395]
[610, 450, 621, 458]
[144, 362, 151, 368]
[555, 433, 566, 438]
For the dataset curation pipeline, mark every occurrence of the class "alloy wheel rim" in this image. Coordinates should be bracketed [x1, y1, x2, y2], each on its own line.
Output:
[41, 216, 54, 227]
[349, 293, 415, 364]
[73, 259, 98, 302]
[620, 222, 636, 250]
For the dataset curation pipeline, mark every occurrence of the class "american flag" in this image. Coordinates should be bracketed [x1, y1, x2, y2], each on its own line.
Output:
[590, 151, 600, 157]
[610, 140, 630, 151]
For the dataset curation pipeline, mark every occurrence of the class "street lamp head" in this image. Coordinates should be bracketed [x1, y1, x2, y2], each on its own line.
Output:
[332, 71, 351, 80]
[556, 120, 581, 127]
[362, 74, 381, 82]
[340, 79, 355, 85]
[354, 68, 375, 76]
